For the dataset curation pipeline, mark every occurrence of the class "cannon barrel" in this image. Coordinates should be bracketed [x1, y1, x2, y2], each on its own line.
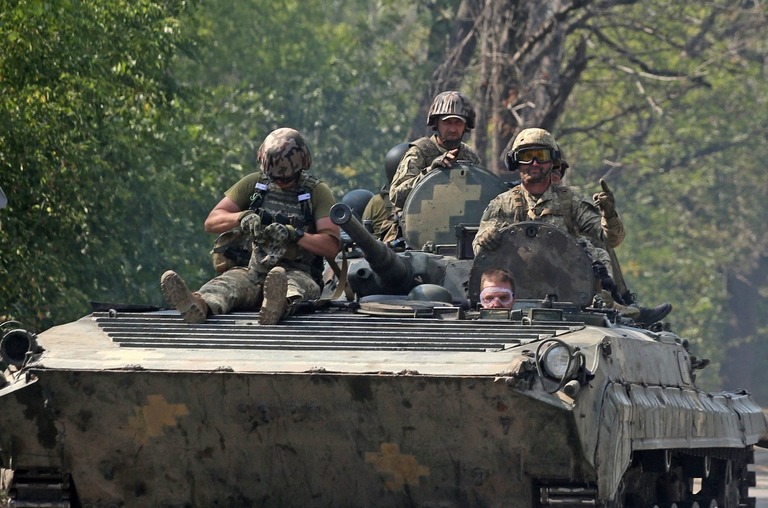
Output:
[1, 323, 39, 368]
[330, 203, 412, 292]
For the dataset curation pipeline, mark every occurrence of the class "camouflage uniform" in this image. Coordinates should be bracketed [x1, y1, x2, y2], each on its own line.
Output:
[362, 188, 400, 244]
[474, 184, 625, 255]
[389, 135, 481, 209]
[161, 128, 339, 324]
[199, 172, 337, 314]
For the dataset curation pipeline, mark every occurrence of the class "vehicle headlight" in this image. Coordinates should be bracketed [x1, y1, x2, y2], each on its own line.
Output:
[541, 343, 572, 379]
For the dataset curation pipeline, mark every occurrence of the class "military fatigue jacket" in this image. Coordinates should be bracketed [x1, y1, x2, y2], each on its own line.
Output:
[389, 135, 481, 209]
[474, 184, 625, 253]
[362, 189, 400, 244]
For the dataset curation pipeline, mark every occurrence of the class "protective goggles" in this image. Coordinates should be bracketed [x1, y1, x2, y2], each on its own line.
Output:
[509, 147, 557, 165]
[479, 287, 515, 306]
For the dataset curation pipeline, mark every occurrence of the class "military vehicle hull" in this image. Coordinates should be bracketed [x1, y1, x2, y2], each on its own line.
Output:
[2, 164, 766, 507]
[2, 308, 766, 507]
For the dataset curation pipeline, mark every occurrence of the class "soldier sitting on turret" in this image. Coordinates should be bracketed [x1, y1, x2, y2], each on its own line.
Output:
[473, 128, 671, 326]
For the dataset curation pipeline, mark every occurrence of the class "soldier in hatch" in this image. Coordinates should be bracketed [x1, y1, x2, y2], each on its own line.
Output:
[389, 91, 481, 210]
[161, 128, 340, 325]
[479, 268, 516, 310]
[473, 127, 671, 326]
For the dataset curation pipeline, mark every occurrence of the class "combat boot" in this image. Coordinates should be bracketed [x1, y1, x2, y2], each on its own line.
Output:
[259, 266, 289, 325]
[635, 303, 672, 326]
[610, 300, 672, 326]
[160, 270, 209, 324]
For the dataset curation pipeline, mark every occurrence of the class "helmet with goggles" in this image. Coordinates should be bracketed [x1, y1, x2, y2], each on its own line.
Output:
[258, 128, 312, 181]
[427, 91, 476, 130]
[504, 128, 561, 171]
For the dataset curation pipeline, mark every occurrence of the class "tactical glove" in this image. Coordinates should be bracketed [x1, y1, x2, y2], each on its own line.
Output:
[253, 223, 290, 267]
[474, 226, 501, 252]
[592, 179, 616, 217]
[239, 210, 261, 236]
[264, 223, 303, 244]
[427, 149, 456, 172]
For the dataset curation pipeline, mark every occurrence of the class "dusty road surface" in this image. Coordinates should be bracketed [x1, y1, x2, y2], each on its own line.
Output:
[756, 446, 768, 508]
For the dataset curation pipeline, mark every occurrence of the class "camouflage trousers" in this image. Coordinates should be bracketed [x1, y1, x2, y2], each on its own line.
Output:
[197, 266, 320, 315]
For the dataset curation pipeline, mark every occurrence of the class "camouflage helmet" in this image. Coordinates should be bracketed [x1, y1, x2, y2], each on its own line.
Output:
[511, 128, 558, 152]
[340, 189, 374, 220]
[407, 284, 454, 304]
[504, 128, 561, 171]
[384, 142, 410, 183]
[258, 128, 312, 179]
[427, 91, 476, 130]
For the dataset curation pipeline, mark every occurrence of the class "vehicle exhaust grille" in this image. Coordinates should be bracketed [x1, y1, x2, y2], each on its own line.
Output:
[94, 311, 581, 352]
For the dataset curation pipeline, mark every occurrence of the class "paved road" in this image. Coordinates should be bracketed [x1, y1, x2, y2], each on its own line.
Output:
[756, 446, 768, 508]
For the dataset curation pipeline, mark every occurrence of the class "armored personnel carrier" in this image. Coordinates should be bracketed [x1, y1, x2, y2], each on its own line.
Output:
[1, 162, 766, 507]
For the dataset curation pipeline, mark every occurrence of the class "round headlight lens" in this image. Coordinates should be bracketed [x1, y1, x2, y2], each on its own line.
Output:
[542, 344, 572, 379]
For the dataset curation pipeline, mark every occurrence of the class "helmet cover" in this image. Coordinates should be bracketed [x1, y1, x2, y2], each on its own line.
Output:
[427, 91, 476, 129]
[258, 128, 312, 179]
[511, 128, 558, 152]
[505, 128, 561, 171]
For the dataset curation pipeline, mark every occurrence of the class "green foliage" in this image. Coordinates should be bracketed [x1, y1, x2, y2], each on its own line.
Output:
[559, 1, 768, 393]
[0, 0, 431, 332]
[174, 0, 429, 195]
[0, 0, 219, 331]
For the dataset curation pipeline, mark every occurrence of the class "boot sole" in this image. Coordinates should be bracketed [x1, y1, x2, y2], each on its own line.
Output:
[259, 267, 288, 325]
[160, 270, 207, 324]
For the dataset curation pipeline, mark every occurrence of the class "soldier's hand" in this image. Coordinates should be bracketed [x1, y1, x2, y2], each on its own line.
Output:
[256, 223, 291, 266]
[428, 149, 458, 171]
[474, 226, 501, 252]
[593, 179, 616, 217]
[264, 223, 290, 245]
[239, 210, 261, 235]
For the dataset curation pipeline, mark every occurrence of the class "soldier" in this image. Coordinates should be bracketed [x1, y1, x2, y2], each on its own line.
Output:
[362, 142, 409, 246]
[161, 128, 340, 325]
[473, 127, 671, 325]
[389, 91, 481, 210]
[479, 268, 516, 310]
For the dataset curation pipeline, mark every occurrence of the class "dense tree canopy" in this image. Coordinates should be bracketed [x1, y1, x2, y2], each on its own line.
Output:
[1, 0, 766, 400]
